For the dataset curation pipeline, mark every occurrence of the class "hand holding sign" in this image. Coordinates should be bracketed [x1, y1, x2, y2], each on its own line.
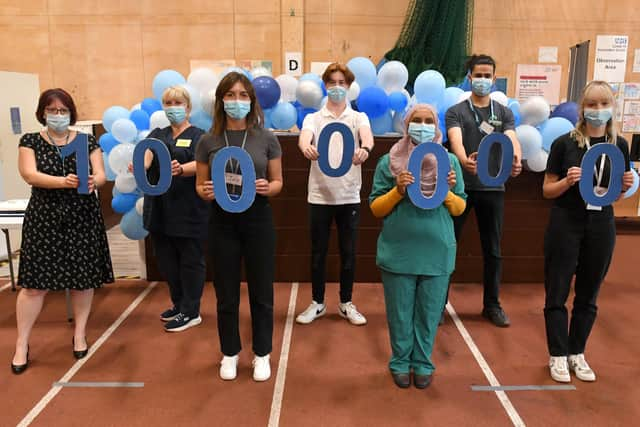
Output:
[406, 142, 450, 209]
[579, 143, 624, 207]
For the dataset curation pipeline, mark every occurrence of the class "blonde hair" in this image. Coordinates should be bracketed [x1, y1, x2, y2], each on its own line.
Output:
[571, 80, 617, 148]
[162, 85, 192, 109]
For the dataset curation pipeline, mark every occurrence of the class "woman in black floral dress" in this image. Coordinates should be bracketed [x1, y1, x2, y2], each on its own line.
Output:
[11, 88, 114, 374]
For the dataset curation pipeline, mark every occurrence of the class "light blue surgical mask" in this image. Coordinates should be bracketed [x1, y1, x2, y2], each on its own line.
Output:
[408, 123, 436, 144]
[46, 114, 70, 133]
[327, 86, 347, 102]
[224, 100, 251, 120]
[471, 77, 492, 97]
[583, 108, 613, 127]
[164, 106, 187, 125]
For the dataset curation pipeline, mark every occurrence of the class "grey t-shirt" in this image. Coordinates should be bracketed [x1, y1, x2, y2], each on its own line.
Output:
[445, 100, 515, 192]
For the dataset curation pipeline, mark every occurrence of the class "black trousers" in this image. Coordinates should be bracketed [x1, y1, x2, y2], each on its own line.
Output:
[309, 203, 360, 304]
[544, 206, 615, 356]
[210, 197, 275, 357]
[152, 233, 206, 317]
[453, 190, 504, 309]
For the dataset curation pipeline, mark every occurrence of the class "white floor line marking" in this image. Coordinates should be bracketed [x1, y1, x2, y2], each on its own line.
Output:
[17, 281, 158, 427]
[446, 302, 526, 427]
[52, 382, 144, 388]
[268, 282, 298, 427]
[0, 282, 11, 292]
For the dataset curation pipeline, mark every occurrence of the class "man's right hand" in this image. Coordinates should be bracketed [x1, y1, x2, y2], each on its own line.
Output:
[463, 152, 478, 175]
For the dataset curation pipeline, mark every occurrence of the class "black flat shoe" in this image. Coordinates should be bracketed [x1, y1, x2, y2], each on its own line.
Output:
[414, 374, 433, 389]
[391, 372, 411, 388]
[11, 346, 29, 375]
[72, 337, 88, 360]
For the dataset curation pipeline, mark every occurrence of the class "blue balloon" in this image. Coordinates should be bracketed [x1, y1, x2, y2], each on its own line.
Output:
[263, 108, 273, 128]
[99, 133, 119, 154]
[550, 102, 579, 125]
[414, 70, 445, 108]
[540, 117, 575, 151]
[129, 109, 150, 131]
[407, 143, 450, 209]
[120, 209, 148, 240]
[510, 103, 522, 127]
[271, 102, 297, 129]
[152, 70, 186, 100]
[253, 76, 281, 109]
[624, 168, 639, 199]
[346, 57, 377, 89]
[370, 111, 393, 135]
[141, 98, 162, 116]
[221, 67, 252, 81]
[297, 107, 317, 130]
[190, 110, 213, 132]
[112, 192, 138, 214]
[438, 111, 447, 142]
[357, 86, 389, 119]
[102, 106, 130, 133]
[388, 91, 408, 112]
[442, 87, 464, 112]
[103, 152, 117, 181]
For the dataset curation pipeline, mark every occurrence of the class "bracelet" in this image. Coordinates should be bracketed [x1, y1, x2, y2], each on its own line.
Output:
[361, 146, 371, 154]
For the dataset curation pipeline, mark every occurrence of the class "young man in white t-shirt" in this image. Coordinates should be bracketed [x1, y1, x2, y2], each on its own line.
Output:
[296, 63, 374, 326]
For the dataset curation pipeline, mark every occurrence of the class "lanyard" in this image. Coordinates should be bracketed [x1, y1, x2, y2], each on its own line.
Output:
[46, 130, 70, 176]
[585, 137, 607, 188]
[223, 130, 248, 175]
[467, 99, 495, 125]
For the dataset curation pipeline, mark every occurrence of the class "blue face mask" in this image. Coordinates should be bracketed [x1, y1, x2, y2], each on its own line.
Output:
[224, 100, 251, 120]
[471, 77, 492, 97]
[583, 108, 613, 127]
[327, 86, 347, 102]
[46, 114, 70, 133]
[164, 106, 187, 125]
[408, 123, 436, 144]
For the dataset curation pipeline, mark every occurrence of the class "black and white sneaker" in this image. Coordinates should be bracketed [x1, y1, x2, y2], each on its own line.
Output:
[295, 301, 326, 324]
[160, 306, 180, 322]
[164, 313, 202, 332]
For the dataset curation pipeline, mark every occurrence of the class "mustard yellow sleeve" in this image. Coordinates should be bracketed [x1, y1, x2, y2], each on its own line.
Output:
[444, 190, 466, 216]
[370, 186, 405, 218]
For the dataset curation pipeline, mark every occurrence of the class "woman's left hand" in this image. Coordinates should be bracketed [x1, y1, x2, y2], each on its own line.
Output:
[352, 148, 369, 165]
[622, 170, 635, 192]
[88, 175, 96, 192]
[171, 160, 183, 176]
[255, 179, 270, 195]
[447, 170, 456, 189]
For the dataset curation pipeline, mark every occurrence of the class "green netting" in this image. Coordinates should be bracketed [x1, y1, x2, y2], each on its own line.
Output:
[384, 0, 474, 87]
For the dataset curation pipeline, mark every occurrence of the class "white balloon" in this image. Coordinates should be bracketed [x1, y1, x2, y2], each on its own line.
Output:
[135, 197, 144, 215]
[131, 103, 141, 111]
[275, 74, 299, 103]
[347, 81, 360, 101]
[111, 119, 138, 144]
[377, 61, 409, 94]
[201, 89, 216, 116]
[521, 96, 550, 126]
[108, 143, 135, 175]
[525, 149, 548, 172]
[115, 172, 138, 194]
[251, 66, 272, 78]
[515, 125, 543, 160]
[457, 91, 472, 103]
[490, 91, 509, 106]
[187, 68, 219, 97]
[296, 80, 323, 108]
[149, 110, 170, 130]
[137, 130, 151, 142]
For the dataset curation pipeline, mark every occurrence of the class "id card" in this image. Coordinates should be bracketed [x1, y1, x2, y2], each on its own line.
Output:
[479, 121, 495, 135]
[175, 139, 191, 148]
[225, 173, 242, 186]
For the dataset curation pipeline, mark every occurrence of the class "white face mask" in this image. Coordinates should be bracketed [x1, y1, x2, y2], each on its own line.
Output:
[46, 114, 70, 133]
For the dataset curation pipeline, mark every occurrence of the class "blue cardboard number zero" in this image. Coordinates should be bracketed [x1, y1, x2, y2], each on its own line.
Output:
[212, 146, 256, 213]
[317, 122, 355, 177]
[476, 133, 514, 187]
[579, 143, 624, 207]
[133, 138, 172, 196]
[407, 142, 450, 209]
[60, 133, 90, 194]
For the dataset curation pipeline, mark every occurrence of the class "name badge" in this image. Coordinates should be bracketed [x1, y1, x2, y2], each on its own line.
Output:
[175, 139, 191, 148]
[479, 121, 495, 135]
[586, 204, 602, 211]
[225, 173, 242, 186]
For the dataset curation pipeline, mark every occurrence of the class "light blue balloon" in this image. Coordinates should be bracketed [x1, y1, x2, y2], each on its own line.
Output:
[220, 67, 253, 81]
[271, 102, 297, 129]
[120, 209, 148, 240]
[346, 57, 377, 89]
[299, 73, 323, 87]
[540, 117, 574, 151]
[152, 70, 186, 100]
[190, 110, 213, 132]
[442, 87, 464, 112]
[624, 168, 639, 199]
[414, 70, 446, 109]
[370, 111, 394, 135]
[111, 118, 138, 144]
[102, 106, 130, 133]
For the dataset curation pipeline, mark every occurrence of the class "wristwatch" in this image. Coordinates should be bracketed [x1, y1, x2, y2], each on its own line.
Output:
[361, 146, 371, 154]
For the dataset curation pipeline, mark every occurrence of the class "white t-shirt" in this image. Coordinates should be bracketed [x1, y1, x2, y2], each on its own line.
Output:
[302, 105, 371, 205]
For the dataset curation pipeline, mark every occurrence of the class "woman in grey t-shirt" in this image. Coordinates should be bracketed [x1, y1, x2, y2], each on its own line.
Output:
[195, 72, 282, 383]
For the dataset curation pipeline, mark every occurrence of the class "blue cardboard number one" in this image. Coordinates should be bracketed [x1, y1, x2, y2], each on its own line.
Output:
[317, 122, 355, 177]
[212, 146, 256, 213]
[407, 142, 450, 209]
[133, 138, 172, 196]
[477, 133, 514, 187]
[579, 143, 625, 207]
[60, 133, 90, 194]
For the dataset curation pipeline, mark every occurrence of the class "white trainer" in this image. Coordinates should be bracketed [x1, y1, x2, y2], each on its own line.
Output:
[338, 302, 367, 325]
[549, 356, 571, 383]
[568, 354, 596, 382]
[295, 301, 326, 324]
[253, 354, 271, 382]
[219, 355, 239, 381]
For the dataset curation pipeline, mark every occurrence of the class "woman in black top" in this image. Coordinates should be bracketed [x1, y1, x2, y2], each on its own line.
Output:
[543, 80, 634, 383]
[139, 86, 209, 332]
[195, 72, 282, 382]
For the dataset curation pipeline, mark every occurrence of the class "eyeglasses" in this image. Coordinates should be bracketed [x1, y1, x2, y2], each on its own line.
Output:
[45, 108, 70, 115]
